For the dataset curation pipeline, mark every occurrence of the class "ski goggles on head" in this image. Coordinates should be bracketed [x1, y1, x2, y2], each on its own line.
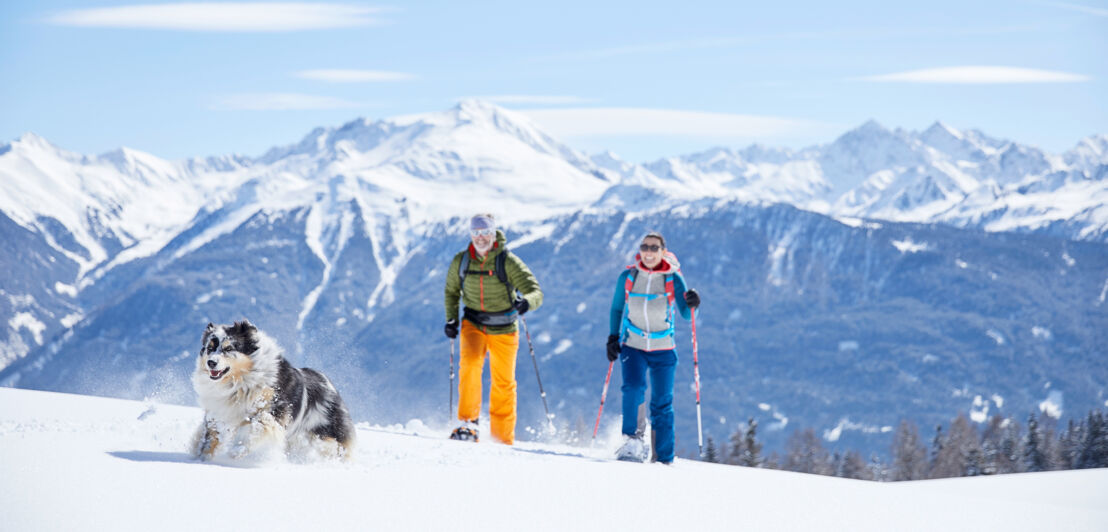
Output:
[471, 228, 495, 238]
[640, 243, 662, 252]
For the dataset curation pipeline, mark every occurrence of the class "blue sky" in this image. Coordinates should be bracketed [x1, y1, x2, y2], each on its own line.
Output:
[1, 1, 1105, 162]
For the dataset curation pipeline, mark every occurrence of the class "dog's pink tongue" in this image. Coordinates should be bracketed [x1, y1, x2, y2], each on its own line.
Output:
[210, 370, 220, 378]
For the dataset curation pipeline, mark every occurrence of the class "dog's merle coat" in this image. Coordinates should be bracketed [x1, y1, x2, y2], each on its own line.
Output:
[191, 320, 355, 461]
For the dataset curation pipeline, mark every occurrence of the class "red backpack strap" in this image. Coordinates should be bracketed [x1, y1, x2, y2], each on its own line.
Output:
[623, 266, 637, 302]
[664, 274, 675, 306]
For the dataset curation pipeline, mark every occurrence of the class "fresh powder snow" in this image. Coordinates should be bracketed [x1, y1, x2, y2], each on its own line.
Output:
[1, 388, 1106, 531]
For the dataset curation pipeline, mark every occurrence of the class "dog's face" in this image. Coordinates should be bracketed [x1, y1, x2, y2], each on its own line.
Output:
[198, 320, 260, 383]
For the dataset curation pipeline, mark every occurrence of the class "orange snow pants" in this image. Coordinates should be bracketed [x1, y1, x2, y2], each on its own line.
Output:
[457, 319, 519, 445]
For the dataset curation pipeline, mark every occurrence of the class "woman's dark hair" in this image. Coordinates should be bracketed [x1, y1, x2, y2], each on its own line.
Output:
[642, 231, 666, 249]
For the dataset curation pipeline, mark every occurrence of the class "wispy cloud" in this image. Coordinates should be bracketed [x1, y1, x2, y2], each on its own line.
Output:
[520, 108, 828, 138]
[212, 93, 363, 111]
[1036, 1, 1108, 17]
[468, 95, 596, 105]
[538, 26, 1047, 62]
[46, 3, 386, 32]
[855, 66, 1090, 84]
[295, 69, 416, 83]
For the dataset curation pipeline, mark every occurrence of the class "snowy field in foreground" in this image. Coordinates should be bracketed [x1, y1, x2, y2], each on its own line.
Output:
[1, 388, 1106, 531]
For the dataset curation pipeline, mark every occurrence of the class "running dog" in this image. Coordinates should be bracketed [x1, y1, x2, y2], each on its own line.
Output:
[190, 320, 355, 462]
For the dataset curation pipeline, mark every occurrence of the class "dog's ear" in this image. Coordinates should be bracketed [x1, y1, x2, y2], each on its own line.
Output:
[205, 322, 215, 333]
[230, 319, 257, 337]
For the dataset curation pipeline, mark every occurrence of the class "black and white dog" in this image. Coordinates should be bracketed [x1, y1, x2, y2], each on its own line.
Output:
[191, 320, 356, 462]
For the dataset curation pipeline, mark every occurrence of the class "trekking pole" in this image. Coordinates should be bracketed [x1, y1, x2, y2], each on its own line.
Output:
[592, 359, 615, 444]
[520, 316, 556, 433]
[692, 309, 704, 457]
[449, 338, 455, 420]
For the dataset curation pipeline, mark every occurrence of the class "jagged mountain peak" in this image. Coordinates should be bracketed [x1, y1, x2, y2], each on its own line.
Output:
[842, 119, 892, 139]
[1065, 134, 1108, 171]
[922, 120, 964, 141]
[13, 131, 54, 149]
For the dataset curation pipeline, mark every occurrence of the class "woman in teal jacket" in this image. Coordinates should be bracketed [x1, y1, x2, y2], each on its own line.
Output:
[607, 231, 699, 464]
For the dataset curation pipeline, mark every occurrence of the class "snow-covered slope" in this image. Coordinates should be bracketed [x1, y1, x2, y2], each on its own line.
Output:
[2, 388, 1106, 532]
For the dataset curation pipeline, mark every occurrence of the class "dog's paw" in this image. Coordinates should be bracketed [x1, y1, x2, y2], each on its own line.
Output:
[229, 440, 250, 459]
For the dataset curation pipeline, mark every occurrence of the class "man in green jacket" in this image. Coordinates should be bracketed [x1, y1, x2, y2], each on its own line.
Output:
[444, 214, 543, 444]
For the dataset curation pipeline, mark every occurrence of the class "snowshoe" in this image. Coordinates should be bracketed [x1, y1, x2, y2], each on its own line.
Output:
[615, 434, 647, 462]
[449, 421, 479, 442]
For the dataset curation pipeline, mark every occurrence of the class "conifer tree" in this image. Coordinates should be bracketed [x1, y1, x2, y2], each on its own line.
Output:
[785, 428, 831, 476]
[981, 415, 1010, 475]
[928, 424, 945, 478]
[1077, 410, 1108, 469]
[930, 414, 980, 479]
[741, 417, 763, 468]
[704, 436, 720, 463]
[1057, 419, 1084, 470]
[868, 454, 888, 482]
[1024, 413, 1050, 472]
[892, 419, 928, 481]
[998, 417, 1023, 474]
[840, 451, 869, 480]
[726, 423, 745, 466]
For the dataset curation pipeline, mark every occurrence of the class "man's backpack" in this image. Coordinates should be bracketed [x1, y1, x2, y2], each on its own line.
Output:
[457, 249, 515, 297]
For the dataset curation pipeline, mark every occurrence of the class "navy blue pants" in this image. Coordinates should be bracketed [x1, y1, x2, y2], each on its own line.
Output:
[620, 344, 677, 463]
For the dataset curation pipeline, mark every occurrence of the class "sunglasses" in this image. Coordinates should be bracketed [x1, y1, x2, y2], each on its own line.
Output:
[639, 244, 662, 252]
[471, 228, 495, 237]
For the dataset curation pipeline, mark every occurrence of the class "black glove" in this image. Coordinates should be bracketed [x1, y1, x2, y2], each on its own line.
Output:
[685, 289, 700, 309]
[444, 319, 458, 339]
[606, 334, 620, 362]
[513, 297, 529, 316]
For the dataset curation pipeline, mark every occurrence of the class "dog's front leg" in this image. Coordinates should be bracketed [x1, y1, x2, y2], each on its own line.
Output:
[191, 418, 221, 459]
[230, 411, 285, 459]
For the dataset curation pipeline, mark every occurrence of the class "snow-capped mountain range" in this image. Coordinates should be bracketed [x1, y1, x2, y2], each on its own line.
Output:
[2, 101, 1106, 456]
[3, 100, 1105, 294]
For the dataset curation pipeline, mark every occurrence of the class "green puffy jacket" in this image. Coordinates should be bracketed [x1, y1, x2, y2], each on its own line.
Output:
[444, 230, 543, 335]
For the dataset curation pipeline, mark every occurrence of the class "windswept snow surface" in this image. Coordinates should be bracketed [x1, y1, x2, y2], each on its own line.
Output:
[1, 388, 1106, 531]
